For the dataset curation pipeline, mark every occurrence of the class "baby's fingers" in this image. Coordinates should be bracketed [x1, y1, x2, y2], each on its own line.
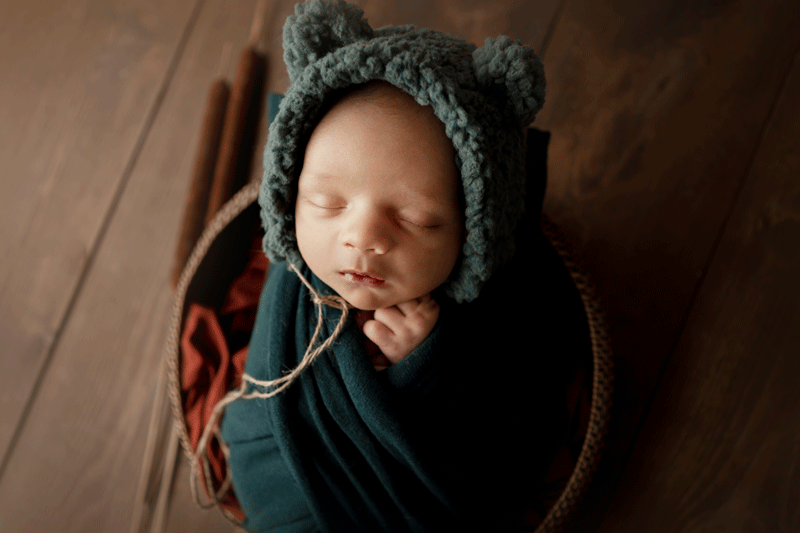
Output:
[362, 319, 395, 353]
[395, 293, 438, 317]
[364, 296, 441, 366]
[374, 305, 432, 343]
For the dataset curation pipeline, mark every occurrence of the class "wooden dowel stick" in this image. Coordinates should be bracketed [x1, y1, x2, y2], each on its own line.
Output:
[171, 79, 230, 289]
[249, 0, 269, 51]
[204, 46, 266, 226]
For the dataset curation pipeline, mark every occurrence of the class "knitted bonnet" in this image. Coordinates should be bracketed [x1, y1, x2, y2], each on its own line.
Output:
[260, 0, 545, 303]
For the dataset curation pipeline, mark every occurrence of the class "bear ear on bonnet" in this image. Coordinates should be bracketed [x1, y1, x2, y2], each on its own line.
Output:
[282, 0, 545, 127]
[473, 35, 546, 127]
[268, 0, 547, 303]
[283, 0, 374, 83]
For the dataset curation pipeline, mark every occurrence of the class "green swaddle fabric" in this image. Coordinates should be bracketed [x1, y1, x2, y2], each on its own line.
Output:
[217, 1, 585, 529]
[221, 130, 591, 532]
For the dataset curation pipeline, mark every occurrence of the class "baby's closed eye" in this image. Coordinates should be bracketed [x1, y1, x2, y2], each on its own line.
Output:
[397, 210, 442, 229]
[302, 194, 346, 210]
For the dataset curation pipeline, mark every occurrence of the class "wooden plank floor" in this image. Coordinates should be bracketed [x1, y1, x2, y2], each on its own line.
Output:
[0, 0, 797, 532]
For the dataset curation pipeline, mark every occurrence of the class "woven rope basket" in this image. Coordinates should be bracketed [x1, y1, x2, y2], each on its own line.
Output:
[165, 180, 613, 532]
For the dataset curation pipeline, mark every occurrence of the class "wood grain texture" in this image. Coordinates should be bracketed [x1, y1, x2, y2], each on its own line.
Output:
[531, 0, 800, 529]
[362, 0, 561, 52]
[0, 0, 199, 468]
[2, 0, 796, 531]
[0, 1, 259, 531]
[597, 48, 800, 533]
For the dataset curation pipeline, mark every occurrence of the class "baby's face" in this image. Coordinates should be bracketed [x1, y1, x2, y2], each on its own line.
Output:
[295, 84, 463, 311]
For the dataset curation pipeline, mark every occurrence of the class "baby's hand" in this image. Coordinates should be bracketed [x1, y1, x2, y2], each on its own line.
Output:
[363, 294, 440, 367]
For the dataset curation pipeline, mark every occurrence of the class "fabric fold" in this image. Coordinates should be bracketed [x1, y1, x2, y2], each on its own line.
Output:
[222, 213, 589, 532]
[180, 236, 268, 521]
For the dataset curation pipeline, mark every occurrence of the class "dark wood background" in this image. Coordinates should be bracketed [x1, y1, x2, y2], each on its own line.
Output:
[1, 0, 798, 531]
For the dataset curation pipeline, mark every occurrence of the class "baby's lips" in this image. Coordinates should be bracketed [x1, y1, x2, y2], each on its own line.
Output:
[341, 270, 386, 287]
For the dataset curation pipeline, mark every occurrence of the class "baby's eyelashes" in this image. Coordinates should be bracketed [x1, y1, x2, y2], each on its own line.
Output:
[309, 201, 344, 210]
[399, 219, 440, 231]
[301, 194, 347, 210]
[302, 197, 440, 228]
[396, 209, 443, 229]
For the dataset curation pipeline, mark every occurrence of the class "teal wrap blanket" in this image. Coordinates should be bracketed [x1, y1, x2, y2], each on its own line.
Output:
[221, 130, 590, 532]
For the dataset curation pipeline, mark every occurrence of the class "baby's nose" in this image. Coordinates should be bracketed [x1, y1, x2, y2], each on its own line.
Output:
[341, 208, 391, 254]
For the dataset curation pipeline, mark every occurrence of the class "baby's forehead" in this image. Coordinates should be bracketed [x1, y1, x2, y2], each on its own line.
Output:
[325, 81, 443, 128]
[300, 81, 462, 206]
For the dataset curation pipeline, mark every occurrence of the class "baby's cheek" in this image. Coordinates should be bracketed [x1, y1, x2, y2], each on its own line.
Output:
[295, 215, 329, 272]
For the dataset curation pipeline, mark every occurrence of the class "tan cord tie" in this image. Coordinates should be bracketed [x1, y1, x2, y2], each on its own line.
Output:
[190, 262, 351, 509]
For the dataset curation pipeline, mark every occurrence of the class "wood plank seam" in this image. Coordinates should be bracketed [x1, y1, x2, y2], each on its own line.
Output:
[0, 0, 208, 484]
[537, 0, 566, 58]
[594, 35, 800, 531]
[600, 33, 800, 531]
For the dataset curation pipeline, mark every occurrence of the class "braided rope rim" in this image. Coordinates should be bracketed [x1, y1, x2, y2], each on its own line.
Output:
[164, 188, 613, 529]
[164, 180, 261, 523]
[533, 214, 614, 533]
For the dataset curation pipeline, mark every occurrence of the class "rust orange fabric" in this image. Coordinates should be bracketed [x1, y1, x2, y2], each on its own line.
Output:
[180, 237, 268, 521]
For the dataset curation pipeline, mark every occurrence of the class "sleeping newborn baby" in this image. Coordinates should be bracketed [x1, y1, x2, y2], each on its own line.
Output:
[294, 81, 462, 370]
[218, 1, 587, 531]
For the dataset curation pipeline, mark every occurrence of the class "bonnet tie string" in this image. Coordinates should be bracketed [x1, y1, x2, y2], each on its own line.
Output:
[190, 262, 351, 509]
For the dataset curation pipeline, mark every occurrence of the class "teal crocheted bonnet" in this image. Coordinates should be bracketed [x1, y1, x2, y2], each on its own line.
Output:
[260, 0, 545, 303]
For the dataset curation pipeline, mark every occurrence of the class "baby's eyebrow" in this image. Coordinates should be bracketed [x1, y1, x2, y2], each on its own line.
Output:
[299, 171, 456, 211]
[403, 186, 458, 209]
[297, 171, 339, 189]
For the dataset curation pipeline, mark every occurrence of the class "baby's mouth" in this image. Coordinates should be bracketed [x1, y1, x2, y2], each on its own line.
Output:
[341, 270, 385, 287]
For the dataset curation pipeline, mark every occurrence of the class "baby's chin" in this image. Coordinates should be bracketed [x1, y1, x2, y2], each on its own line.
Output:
[335, 284, 421, 311]
[338, 290, 398, 311]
